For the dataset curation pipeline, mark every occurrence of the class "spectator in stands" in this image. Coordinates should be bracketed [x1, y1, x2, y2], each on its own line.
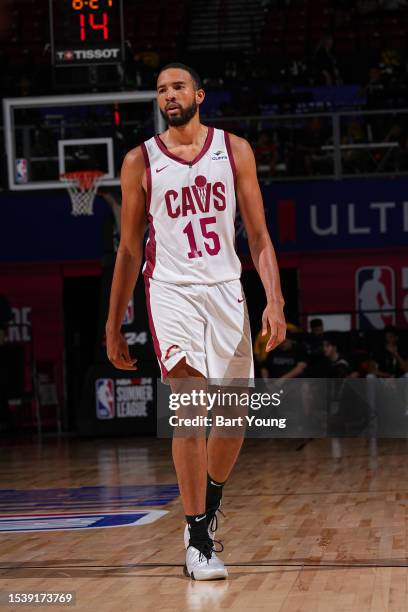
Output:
[322, 334, 352, 378]
[369, 325, 408, 377]
[310, 318, 324, 337]
[261, 329, 308, 379]
[312, 35, 342, 87]
[303, 318, 328, 376]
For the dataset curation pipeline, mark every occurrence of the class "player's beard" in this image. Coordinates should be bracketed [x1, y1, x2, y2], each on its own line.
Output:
[160, 99, 198, 126]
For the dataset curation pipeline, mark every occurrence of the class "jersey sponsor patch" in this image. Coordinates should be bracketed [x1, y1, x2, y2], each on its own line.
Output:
[211, 149, 228, 161]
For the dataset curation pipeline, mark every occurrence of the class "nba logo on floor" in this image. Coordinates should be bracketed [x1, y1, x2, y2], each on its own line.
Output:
[95, 378, 115, 419]
[355, 266, 395, 329]
[122, 298, 134, 325]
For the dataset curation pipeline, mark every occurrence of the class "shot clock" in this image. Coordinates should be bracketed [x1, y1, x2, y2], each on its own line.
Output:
[49, 0, 124, 66]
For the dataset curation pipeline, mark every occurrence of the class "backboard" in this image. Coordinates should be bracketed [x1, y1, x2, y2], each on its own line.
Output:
[3, 91, 165, 191]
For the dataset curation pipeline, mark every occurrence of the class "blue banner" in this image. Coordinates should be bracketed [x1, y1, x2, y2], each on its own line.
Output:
[1, 177, 407, 262]
[237, 177, 408, 254]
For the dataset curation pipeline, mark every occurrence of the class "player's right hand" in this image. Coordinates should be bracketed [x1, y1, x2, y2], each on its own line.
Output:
[106, 331, 137, 370]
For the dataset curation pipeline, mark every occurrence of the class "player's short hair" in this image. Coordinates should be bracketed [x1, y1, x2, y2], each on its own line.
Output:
[158, 62, 203, 90]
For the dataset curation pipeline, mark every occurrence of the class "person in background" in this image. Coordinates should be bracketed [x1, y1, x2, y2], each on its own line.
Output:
[369, 325, 408, 378]
[313, 34, 342, 86]
[304, 318, 326, 376]
[261, 326, 307, 380]
[310, 317, 324, 336]
[322, 333, 352, 378]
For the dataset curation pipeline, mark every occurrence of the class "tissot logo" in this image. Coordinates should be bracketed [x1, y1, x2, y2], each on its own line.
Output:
[56, 48, 121, 61]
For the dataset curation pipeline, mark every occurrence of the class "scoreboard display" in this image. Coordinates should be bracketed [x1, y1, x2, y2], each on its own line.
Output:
[49, 0, 124, 66]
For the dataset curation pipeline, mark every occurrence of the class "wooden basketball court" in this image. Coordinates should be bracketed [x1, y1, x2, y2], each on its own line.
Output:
[1, 436, 408, 611]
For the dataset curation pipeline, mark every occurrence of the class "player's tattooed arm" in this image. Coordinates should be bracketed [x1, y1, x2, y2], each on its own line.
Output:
[230, 133, 286, 352]
[105, 146, 147, 370]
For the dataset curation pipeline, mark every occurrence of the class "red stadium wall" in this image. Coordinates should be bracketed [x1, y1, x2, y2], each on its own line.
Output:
[0, 261, 101, 424]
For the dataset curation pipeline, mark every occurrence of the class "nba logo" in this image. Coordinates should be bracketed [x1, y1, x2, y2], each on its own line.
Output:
[122, 298, 134, 325]
[95, 379, 115, 419]
[355, 266, 395, 329]
[15, 158, 28, 184]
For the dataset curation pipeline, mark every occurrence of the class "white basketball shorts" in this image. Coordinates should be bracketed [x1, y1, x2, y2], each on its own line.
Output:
[144, 277, 254, 383]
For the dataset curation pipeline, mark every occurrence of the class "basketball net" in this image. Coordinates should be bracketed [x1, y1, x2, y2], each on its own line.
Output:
[60, 170, 105, 216]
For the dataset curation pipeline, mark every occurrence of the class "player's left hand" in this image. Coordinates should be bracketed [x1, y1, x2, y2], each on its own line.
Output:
[262, 302, 286, 352]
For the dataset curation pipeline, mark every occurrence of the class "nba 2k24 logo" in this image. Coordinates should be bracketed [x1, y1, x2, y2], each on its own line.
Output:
[96, 379, 115, 419]
[356, 266, 395, 329]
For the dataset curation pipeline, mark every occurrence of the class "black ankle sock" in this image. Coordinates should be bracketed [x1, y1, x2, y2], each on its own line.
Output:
[206, 474, 225, 516]
[186, 513, 208, 545]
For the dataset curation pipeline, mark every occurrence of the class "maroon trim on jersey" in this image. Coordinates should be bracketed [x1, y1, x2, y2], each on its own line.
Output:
[143, 212, 156, 279]
[154, 126, 214, 166]
[140, 142, 152, 214]
[224, 131, 237, 185]
[144, 276, 168, 378]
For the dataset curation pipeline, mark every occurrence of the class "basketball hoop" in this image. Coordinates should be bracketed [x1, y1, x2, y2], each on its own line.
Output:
[60, 170, 105, 216]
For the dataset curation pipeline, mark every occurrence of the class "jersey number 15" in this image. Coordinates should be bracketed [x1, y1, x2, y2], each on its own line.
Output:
[183, 216, 221, 258]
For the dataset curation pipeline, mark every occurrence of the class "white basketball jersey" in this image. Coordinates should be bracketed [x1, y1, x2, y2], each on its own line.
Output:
[141, 127, 242, 284]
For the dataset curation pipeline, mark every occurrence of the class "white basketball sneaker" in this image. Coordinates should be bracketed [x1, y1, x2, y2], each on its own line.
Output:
[183, 540, 228, 581]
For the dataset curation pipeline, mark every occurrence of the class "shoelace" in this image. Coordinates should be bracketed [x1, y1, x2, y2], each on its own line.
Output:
[207, 505, 225, 535]
[190, 537, 224, 563]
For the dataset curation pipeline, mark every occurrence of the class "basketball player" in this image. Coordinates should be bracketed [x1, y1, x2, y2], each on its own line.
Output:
[106, 63, 286, 580]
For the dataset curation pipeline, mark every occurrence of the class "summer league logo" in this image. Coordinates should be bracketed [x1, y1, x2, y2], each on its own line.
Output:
[211, 149, 228, 161]
[96, 378, 153, 420]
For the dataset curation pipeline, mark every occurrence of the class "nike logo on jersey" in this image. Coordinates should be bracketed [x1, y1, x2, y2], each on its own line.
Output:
[195, 514, 206, 522]
[156, 165, 169, 173]
[238, 298, 245, 303]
